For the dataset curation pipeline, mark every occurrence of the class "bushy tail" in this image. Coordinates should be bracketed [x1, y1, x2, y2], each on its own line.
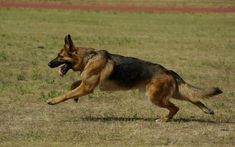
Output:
[178, 83, 223, 101]
[169, 70, 223, 101]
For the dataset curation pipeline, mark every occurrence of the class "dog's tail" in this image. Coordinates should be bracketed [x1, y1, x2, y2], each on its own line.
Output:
[169, 70, 223, 101]
[178, 83, 222, 101]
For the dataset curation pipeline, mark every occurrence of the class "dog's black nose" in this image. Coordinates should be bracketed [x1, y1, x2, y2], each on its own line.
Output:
[48, 61, 56, 68]
[48, 62, 52, 68]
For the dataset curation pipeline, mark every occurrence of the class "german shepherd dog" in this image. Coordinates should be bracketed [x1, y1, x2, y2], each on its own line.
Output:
[47, 34, 222, 122]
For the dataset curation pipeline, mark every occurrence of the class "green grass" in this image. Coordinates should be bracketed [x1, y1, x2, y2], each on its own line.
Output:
[0, 7, 235, 146]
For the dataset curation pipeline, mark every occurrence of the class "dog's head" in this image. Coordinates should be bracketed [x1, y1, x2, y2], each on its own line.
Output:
[48, 34, 83, 77]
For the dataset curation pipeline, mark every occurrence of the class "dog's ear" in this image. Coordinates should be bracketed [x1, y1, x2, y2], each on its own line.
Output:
[64, 34, 74, 52]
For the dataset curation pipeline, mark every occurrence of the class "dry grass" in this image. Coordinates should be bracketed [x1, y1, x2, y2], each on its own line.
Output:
[0, 6, 235, 146]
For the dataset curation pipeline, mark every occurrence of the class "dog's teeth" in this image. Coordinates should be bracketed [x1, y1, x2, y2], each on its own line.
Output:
[59, 69, 64, 77]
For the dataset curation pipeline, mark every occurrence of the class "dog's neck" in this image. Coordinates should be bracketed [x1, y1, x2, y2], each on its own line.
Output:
[74, 47, 97, 72]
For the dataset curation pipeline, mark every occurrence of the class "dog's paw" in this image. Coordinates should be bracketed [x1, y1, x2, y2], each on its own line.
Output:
[204, 109, 215, 115]
[47, 98, 58, 105]
[155, 117, 171, 123]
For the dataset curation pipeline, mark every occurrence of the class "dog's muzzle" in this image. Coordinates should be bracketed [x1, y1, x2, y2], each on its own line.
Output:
[48, 57, 72, 77]
[48, 57, 64, 68]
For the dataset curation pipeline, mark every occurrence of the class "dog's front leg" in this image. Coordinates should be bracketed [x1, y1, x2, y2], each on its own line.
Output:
[47, 75, 99, 105]
[71, 80, 82, 102]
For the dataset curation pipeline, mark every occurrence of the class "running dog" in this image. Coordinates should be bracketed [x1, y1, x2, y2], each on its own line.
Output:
[47, 34, 222, 122]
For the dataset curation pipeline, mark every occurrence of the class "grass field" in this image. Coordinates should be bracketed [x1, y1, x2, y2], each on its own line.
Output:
[0, 6, 235, 146]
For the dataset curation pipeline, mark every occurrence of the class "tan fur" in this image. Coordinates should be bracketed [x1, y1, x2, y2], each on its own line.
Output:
[175, 83, 222, 102]
[145, 74, 178, 122]
[99, 59, 114, 83]
[178, 84, 201, 102]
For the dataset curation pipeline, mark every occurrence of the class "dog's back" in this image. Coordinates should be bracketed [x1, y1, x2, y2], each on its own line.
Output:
[107, 53, 168, 88]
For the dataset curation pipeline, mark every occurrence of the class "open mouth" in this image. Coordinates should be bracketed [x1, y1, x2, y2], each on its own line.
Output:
[58, 63, 72, 77]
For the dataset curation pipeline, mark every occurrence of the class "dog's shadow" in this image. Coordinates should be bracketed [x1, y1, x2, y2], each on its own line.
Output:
[77, 116, 234, 124]
[81, 116, 156, 122]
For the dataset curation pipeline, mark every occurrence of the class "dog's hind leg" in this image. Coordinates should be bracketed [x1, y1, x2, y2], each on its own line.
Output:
[71, 80, 82, 103]
[150, 98, 179, 122]
[146, 74, 179, 122]
[190, 101, 214, 115]
[172, 93, 214, 115]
